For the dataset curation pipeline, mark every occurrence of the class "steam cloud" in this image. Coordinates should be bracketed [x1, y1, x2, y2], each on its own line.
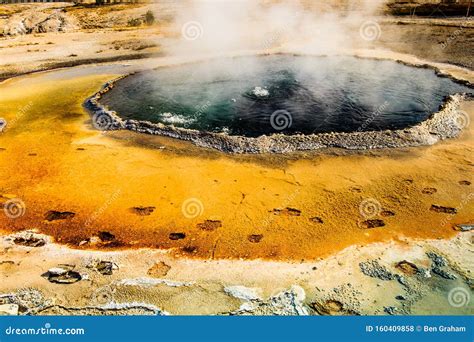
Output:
[139, 0, 459, 132]
[167, 0, 388, 56]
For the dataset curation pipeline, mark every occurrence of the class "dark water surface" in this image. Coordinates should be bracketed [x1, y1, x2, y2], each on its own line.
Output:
[100, 55, 472, 137]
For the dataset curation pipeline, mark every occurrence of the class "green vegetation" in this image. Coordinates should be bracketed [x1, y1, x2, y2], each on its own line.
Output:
[145, 10, 155, 26]
[127, 18, 142, 27]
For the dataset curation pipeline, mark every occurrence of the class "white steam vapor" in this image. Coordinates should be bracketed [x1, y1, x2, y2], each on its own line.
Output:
[167, 0, 388, 56]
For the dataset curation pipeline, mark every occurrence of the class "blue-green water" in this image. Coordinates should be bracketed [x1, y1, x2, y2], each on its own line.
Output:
[101, 55, 473, 137]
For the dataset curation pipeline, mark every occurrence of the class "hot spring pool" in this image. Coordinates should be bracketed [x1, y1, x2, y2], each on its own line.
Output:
[99, 54, 472, 138]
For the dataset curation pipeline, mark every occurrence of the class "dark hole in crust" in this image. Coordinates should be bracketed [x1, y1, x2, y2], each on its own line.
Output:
[271, 207, 301, 216]
[248, 234, 263, 243]
[197, 220, 222, 231]
[182, 245, 197, 254]
[395, 260, 419, 275]
[130, 206, 156, 216]
[44, 210, 75, 221]
[430, 205, 457, 214]
[13, 237, 46, 247]
[309, 216, 324, 223]
[381, 210, 395, 217]
[361, 219, 385, 229]
[422, 187, 437, 194]
[169, 232, 186, 240]
[98, 231, 116, 242]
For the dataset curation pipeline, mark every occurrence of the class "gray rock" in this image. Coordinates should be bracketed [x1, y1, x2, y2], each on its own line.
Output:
[394, 274, 410, 288]
[42, 266, 82, 284]
[432, 267, 457, 280]
[359, 260, 394, 281]
[95, 261, 118, 276]
[230, 286, 308, 316]
[384, 306, 398, 315]
[455, 224, 474, 232]
[426, 252, 447, 268]
[224, 285, 262, 301]
[426, 251, 458, 279]
[11, 231, 48, 247]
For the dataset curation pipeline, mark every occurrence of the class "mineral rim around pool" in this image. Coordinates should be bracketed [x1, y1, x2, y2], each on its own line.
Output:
[100, 55, 473, 137]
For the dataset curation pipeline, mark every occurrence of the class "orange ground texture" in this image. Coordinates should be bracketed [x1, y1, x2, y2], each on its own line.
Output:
[0, 67, 472, 260]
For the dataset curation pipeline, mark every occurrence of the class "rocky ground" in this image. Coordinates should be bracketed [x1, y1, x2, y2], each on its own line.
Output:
[1, 230, 472, 315]
[0, 3, 170, 80]
[0, 2, 473, 81]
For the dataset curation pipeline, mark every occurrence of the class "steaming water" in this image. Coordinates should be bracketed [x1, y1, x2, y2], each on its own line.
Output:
[101, 55, 472, 137]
